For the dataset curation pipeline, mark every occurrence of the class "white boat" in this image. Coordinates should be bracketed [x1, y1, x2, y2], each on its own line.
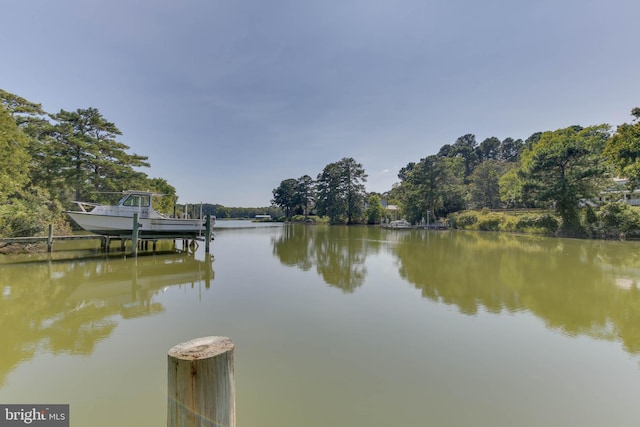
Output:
[66, 190, 212, 238]
[383, 219, 413, 229]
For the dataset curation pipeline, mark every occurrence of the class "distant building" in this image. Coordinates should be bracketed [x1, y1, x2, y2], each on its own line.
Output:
[385, 204, 399, 220]
[598, 178, 640, 206]
[255, 214, 271, 219]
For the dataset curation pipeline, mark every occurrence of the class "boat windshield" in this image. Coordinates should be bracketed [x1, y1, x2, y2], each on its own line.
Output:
[121, 194, 151, 207]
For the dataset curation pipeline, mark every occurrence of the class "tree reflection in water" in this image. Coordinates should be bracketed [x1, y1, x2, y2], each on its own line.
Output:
[0, 252, 214, 386]
[272, 225, 382, 293]
[272, 225, 640, 357]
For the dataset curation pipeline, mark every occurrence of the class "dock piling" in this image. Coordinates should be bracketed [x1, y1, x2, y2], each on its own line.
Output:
[47, 224, 53, 253]
[167, 336, 235, 427]
[132, 213, 139, 257]
[205, 214, 212, 253]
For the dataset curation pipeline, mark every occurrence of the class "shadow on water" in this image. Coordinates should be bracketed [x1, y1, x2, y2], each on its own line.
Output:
[0, 250, 214, 387]
[272, 224, 640, 357]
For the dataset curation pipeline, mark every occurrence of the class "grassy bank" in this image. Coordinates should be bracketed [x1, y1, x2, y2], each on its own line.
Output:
[448, 203, 640, 239]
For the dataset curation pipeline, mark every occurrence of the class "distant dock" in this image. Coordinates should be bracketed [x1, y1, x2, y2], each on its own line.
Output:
[381, 220, 449, 230]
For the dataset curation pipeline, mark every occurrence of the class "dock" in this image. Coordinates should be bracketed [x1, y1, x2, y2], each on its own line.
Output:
[0, 214, 215, 255]
[0, 233, 107, 252]
[380, 220, 450, 230]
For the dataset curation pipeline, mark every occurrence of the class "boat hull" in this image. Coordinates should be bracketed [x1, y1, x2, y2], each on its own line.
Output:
[67, 211, 206, 237]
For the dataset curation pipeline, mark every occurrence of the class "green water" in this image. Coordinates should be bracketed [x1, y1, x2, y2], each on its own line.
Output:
[1, 223, 640, 426]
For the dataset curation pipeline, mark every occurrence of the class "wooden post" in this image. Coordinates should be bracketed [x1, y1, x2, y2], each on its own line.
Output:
[47, 224, 53, 253]
[204, 254, 214, 289]
[132, 213, 139, 257]
[100, 236, 109, 252]
[205, 214, 212, 253]
[167, 336, 235, 427]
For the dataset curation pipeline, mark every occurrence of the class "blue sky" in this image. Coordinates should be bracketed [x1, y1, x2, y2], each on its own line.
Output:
[2, 0, 639, 206]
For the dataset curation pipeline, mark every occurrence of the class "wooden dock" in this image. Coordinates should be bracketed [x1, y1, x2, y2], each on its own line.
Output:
[0, 226, 104, 252]
[0, 215, 215, 255]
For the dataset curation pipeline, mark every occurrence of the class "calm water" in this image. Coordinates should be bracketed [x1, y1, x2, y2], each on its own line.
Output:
[1, 223, 640, 426]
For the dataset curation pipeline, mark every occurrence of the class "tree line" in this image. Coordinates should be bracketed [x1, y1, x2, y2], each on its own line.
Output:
[0, 89, 274, 239]
[273, 108, 640, 236]
[4, 85, 639, 238]
[272, 157, 379, 224]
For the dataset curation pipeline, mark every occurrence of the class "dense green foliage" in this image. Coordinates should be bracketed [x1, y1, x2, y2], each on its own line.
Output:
[589, 202, 640, 238]
[365, 194, 385, 224]
[386, 110, 640, 237]
[49, 107, 151, 201]
[270, 108, 640, 237]
[468, 160, 511, 209]
[272, 175, 316, 219]
[451, 210, 560, 234]
[0, 89, 180, 238]
[450, 205, 640, 239]
[0, 104, 30, 202]
[316, 158, 367, 224]
[272, 157, 368, 224]
[272, 178, 299, 218]
[519, 125, 611, 233]
[604, 108, 640, 189]
[0, 89, 269, 240]
[5, 85, 640, 240]
[393, 135, 525, 224]
[206, 106, 640, 236]
[398, 155, 465, 223]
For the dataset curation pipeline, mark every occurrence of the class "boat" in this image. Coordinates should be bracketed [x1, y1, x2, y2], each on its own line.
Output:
[423, 221, 449, 230]
[66, 190, 213, 238]
[382, 219, 413, 229]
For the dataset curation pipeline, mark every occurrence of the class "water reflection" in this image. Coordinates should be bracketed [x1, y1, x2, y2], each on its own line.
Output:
[273, 225, 640, 356]
[0, 253, 214, 386]
[272, 225, 382, 293]
[391, 231, 640, 355]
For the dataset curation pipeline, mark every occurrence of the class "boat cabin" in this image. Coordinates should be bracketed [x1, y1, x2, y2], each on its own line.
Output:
[119, 193, 151, 208]
[76, 191, 168, 219]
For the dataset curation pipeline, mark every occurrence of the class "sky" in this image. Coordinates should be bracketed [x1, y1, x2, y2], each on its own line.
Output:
[2, 0, 640, 206]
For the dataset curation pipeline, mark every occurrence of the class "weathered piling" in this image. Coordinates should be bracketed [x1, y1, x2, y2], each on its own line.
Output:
[167, 336, 235, 427]
[205, 214, 212, 253]
[47, 224, 53, 252]
[132, 213, 139, 257]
